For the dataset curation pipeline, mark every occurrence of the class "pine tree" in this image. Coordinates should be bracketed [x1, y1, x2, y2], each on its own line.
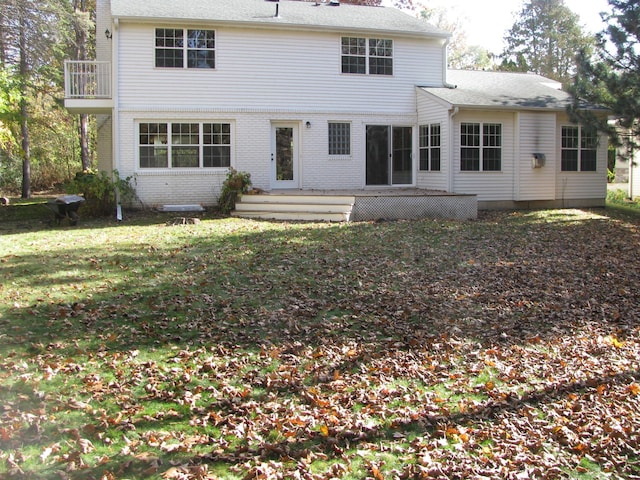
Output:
[500, 0, 594, 85]
[569, 0, 640, 150]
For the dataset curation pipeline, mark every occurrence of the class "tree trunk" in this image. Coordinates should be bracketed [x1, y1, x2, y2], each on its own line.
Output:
[79, 113, 91, 170]
[75, 0, 92, 171]
[21, 106, 31, 198]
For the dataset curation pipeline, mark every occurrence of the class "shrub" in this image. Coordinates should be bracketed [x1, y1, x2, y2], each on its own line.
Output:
[218, 168, 251, 214]
[65, 169, 135, 217]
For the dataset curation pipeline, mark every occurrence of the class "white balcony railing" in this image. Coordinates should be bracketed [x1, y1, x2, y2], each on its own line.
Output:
[64, 60, 111, 99]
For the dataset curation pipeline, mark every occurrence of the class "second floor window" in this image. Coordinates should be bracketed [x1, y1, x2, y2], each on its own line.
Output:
[156, 28, 215, 69]
[341, 37, 393, 75]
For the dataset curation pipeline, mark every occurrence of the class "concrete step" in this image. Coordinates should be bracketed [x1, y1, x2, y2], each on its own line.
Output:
[232, 193, 354, 222]
[234, 202, 352, 214]
[238, 194, 355, 205]
[231, 210, 351, 222]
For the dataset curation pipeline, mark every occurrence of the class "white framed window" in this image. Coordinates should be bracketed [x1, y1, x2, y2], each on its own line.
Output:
[561, 126, 597, 171]
[341, 37, 392, 75]
[368, 38, 393, 75]
[138, 121, 231, 169]
[419, 124, 441, 171]
[155, 28, 215, 69]
[328, 122, 351, 156]
[460, 122, 502, 171]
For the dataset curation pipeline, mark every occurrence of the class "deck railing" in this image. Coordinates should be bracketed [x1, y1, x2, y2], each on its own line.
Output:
[64, 61, 111, 99]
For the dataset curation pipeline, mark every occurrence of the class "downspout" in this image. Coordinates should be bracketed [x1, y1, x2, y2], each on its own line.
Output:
[442, 37, 458, 194]
[448, 106, 459, 193]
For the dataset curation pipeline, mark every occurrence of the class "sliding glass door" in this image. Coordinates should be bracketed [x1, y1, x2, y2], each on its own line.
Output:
[366, 125, 413, 186]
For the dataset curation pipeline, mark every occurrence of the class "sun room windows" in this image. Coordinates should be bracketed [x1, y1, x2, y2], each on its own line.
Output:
[419, 124, 441, 171]
[139, 122, 231, 169]
[561, 126, 597, 171]
[460, 122, 502, 171]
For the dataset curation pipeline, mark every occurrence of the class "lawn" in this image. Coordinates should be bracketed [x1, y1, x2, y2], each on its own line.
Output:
[1, 199, 639, 479]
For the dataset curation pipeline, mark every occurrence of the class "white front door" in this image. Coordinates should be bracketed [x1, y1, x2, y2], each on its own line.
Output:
[271, 123, 299, 189]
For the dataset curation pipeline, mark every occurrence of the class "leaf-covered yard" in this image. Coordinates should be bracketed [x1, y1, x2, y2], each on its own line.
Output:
[1, 206, 639, 479]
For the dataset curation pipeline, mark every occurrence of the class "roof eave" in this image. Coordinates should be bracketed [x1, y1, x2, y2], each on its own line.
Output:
[113, 15, 452, 40]
[452, 104, 570, 112]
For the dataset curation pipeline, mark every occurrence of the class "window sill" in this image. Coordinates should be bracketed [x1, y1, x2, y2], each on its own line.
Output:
[136, 168, 229, 175]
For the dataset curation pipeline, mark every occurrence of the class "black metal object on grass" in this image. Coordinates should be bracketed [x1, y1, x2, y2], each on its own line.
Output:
[47, 195, 85, 226]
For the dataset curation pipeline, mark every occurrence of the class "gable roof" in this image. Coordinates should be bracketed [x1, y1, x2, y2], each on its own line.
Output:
[110, 0, 450, 39]
[420, 70, 573, 111]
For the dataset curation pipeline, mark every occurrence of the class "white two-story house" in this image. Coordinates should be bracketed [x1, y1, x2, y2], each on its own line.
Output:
[64, 0, 608, 219]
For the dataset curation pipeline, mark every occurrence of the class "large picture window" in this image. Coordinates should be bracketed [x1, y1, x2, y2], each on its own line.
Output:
[155, 28, 215, 69]
[460, 122, 502, 171]
[139, 122, 231, 169]
[341, 37, 392, 75]
[419, 124, 441, 171]
[561, 126, 597, 171]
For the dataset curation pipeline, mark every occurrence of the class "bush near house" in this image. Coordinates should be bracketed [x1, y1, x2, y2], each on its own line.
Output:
[218, 168, 251, 214]
[64, 169, 135, 217]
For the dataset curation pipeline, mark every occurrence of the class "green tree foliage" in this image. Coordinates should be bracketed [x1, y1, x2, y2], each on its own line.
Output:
[0, 0, 94, 195]
[500, 0, 594, 85]
[569, 0, 640, 153]
[1, 0, 63, 196]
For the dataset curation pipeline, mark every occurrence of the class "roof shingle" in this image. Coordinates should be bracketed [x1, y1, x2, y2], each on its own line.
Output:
[421, 70, 572, 110]
[110, 0, 450, 38]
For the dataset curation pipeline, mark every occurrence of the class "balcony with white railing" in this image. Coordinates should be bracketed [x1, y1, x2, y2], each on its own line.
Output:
[64, 61, 113, 113]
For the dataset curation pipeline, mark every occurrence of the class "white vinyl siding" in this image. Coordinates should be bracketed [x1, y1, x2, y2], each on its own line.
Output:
[118, 24, 442, 113]
[452, 112, 515, 201]
[416, 90, 449, 191]
[515, 112, 556, 201]
[556, 115, 607, 201]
